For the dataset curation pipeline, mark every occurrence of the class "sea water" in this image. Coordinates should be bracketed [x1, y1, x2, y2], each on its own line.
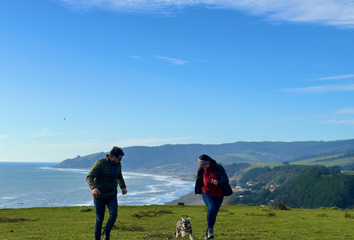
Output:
[0, 162, 194, 209]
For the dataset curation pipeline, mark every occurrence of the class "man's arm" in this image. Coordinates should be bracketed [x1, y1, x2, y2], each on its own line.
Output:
[117, 164, 127, 192]
[86, 160, 100, 191]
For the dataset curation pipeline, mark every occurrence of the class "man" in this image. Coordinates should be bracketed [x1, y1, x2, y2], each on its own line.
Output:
[86, 146, 127, 240]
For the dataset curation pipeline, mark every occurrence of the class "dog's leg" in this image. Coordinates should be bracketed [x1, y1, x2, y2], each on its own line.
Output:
[175, 229, 179, 238]
[189, 230, 194, 240]
[181, 231, 186, 238]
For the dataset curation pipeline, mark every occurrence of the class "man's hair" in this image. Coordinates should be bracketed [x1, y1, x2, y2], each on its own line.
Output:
[109, 146, 125, 158]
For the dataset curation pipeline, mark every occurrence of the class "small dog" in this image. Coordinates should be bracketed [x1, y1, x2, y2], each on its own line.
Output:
[175, 217, 194, 240]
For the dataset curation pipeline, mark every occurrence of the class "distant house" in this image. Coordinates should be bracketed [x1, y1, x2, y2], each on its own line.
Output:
[232, 186, 245, 192]
[268, 184, 279, 192]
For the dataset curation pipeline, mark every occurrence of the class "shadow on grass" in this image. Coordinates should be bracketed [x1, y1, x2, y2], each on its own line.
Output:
[131, 209, 173, 218]
[0, 217, 38, 222]
[113, 220, 144, 231]
[245, 212, 277, 217]
[143, 232, 174, 239]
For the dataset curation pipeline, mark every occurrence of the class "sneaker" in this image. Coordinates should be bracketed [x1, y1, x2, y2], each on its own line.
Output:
[207, 228, 214, 239]
[102, 230, 110, 240]
[204, 229, 209, 240]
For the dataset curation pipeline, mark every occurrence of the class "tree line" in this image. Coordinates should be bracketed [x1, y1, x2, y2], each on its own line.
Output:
[227, 165, 354, 209]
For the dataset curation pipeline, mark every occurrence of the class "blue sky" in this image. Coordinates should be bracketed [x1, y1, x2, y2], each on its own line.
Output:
[0, 0, 353, 162]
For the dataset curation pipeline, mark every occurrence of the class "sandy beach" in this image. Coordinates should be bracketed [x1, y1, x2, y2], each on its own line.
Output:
[165, 191, 232, 206]
[164, 191, 204, 205]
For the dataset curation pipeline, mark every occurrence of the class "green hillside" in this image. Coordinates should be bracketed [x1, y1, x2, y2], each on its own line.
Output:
[2, 205, 354, 239]
[225, 162, 282, 183]
[226, 164, 354, 209]
[291, 151, 354, 169]
[267, 167, 354, 208]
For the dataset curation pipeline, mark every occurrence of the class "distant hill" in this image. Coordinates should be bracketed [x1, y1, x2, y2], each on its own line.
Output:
[54, 139, 354, 178]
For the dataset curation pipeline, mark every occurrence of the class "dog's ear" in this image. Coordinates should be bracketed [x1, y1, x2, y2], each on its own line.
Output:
[187, 217, 191, 222]
[181, 217, 185, 221]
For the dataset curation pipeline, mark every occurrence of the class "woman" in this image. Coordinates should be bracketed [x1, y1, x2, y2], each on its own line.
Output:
[195, 154, 232, 240]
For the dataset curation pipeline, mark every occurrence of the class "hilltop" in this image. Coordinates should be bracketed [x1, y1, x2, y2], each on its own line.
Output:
[54, 139, 354, 178]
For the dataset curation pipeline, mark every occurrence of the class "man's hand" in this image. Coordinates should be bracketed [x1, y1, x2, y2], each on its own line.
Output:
[121, 188, 127, 195]
[92, 188, 100, 197]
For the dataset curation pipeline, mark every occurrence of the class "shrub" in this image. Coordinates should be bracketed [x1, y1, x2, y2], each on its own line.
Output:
[79, 207, 94, 212]
[0, 217, 30, 222]
[273, 203, 290, 210]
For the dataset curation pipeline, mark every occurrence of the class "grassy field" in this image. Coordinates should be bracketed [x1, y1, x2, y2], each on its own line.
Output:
[1, 205, 354, 240]
[291, 155, 354, 167]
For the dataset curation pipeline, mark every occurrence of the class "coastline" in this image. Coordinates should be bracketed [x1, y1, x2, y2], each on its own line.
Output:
[0, 164, 197, 209]
[50, 167, 199, 205]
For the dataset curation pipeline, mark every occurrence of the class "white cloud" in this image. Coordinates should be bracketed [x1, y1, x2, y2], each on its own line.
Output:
[41, 136, 194, 149]
[280, 83, 354, 93]
[58, 0, 354, 28]
[318, 74, 354, 80]
[74, 130, 88, 136]
[322, 119, 354, 124]
[155, 56, 187, 65]
[334, 108, 354, 114]
[116, 136, 195, 147]
[30, 128, 63, 139]
[0, 135, 9, 139]
[322, 119, 337, 123]
[129, 56, 145, 61]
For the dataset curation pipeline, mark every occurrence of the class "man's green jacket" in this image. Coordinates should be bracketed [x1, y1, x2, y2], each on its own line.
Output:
[86, 155, 126, 199]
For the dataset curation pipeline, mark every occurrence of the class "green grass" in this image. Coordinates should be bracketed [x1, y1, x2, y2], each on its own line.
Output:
[1, 205, 354, 239]
[292, 155, 354, 167]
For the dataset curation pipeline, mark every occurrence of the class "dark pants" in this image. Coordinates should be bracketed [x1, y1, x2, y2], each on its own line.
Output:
[201, 191, 224, 229]
[94, 196, 118, 236]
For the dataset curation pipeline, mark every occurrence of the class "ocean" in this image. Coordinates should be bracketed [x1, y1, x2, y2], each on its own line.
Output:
[0, 162, 194, 209]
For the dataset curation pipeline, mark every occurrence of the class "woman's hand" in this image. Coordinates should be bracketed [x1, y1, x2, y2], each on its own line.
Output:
[211, 179, 218, 185]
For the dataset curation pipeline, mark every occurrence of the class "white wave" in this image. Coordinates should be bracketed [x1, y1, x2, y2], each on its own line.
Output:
[120, 188, 164, 196]
[1, 197, 18, 200]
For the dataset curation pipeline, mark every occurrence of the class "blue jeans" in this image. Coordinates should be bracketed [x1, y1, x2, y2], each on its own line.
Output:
[94, 196, 118, 236]
[201, 191, 224, 229]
